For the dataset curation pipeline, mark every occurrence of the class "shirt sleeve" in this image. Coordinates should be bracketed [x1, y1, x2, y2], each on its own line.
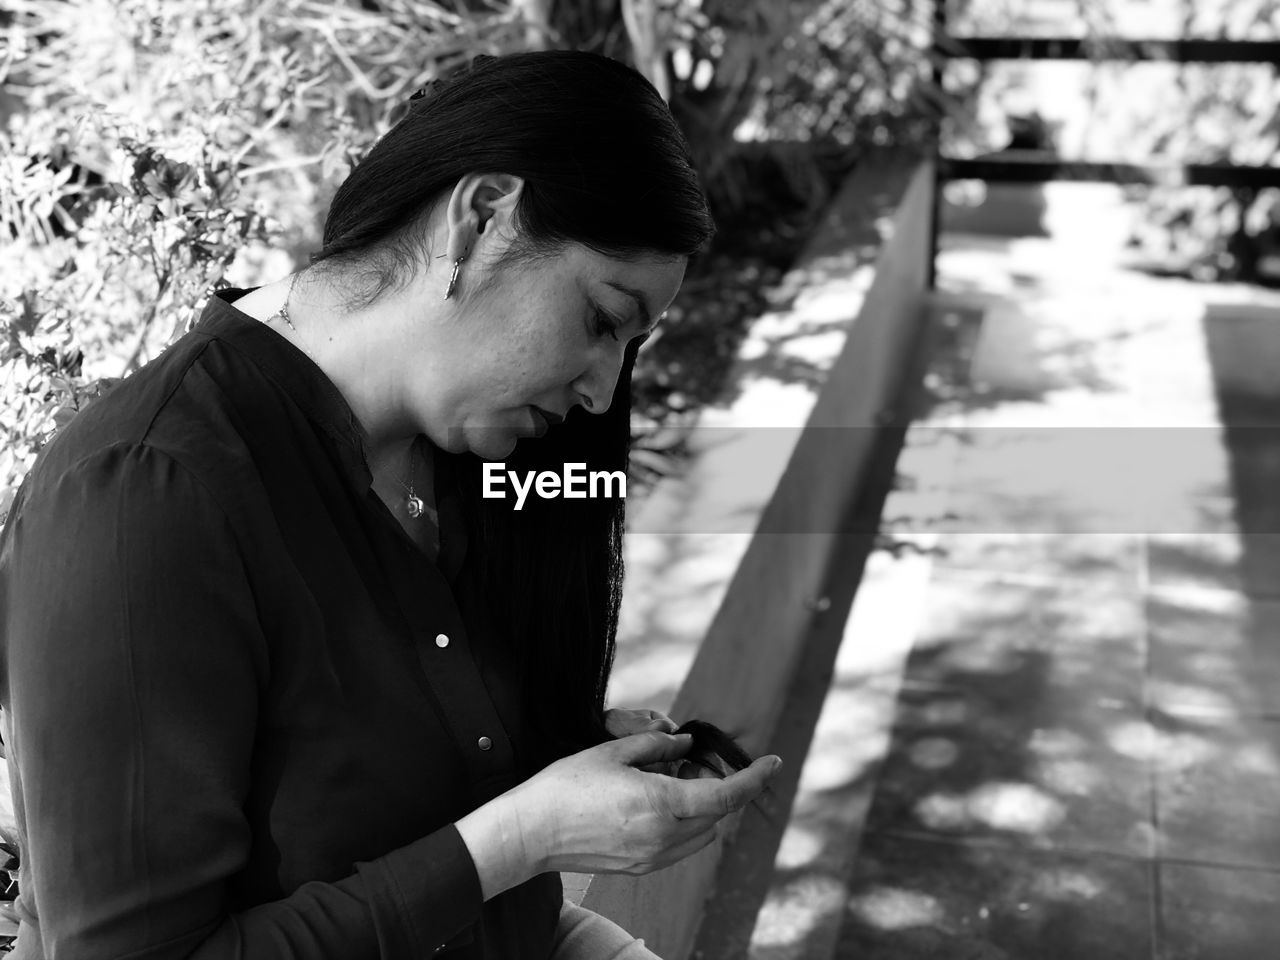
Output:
[0, 442, 483, 959]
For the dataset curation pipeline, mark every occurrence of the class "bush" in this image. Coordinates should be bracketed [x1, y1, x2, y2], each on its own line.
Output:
[1, 0, 953, 516]
[0, 0, 536, 518]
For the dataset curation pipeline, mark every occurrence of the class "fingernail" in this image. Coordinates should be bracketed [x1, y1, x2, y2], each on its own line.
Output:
[770, 757, 783, 774]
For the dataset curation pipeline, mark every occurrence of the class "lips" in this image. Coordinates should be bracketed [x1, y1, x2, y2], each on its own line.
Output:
[530, 406, 564, 436]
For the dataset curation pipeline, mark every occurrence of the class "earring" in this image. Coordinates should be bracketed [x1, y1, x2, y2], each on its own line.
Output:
[444, 255, 465, 300]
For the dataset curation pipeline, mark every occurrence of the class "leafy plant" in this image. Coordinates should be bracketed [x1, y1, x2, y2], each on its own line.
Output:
[0, 0, 540, 519]
[940, 0, 1280, 282]
[0, 823, 17, 950]
[1, 0, 965, 515]
[652, 0, 941, 217]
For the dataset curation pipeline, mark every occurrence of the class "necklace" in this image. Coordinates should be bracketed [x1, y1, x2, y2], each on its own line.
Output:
[396, 444, 425, 519]
[269, 275, 422, 520]
[269, 273, 301, 332]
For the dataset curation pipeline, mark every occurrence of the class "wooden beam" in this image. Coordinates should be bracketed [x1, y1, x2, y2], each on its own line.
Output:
[941, 155, 1280, 189]
[938, 36, 1280, 63]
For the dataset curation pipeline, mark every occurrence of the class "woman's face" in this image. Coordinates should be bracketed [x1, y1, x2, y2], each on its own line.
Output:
[417, 243, 686, 460]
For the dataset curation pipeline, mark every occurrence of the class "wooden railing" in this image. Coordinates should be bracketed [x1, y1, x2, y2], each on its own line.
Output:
[928, 5, 1280, 282]
[574, 149, 938, 959]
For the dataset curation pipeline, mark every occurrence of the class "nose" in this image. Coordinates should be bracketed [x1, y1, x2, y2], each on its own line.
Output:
[573, 349, 625, 415]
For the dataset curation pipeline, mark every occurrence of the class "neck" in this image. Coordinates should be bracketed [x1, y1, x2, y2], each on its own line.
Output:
[280, 272, 435, 475]
[366, 435, 421, 485]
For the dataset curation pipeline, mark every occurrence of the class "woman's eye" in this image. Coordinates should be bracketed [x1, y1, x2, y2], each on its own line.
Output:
[593, 307, 621, 341]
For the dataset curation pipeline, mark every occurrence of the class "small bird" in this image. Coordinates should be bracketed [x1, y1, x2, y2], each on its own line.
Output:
[672, 719, 754, 779]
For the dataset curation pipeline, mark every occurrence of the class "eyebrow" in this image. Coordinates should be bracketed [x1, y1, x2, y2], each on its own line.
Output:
[603, 280, 659, 333]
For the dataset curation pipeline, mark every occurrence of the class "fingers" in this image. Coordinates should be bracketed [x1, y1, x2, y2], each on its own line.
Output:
[668, 755, 782, 819]
[643, 712, 679, 734]
[609, 730, 694, 767]
[604, 707, 679, 738]
[637, 759, 680, 775]
[675, 759, 723, 781]
[603, 707, 642, 739]
[602, 708, 631, 739]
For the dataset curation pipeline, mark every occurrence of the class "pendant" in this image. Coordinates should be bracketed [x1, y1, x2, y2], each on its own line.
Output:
[406, 493, 424, 519]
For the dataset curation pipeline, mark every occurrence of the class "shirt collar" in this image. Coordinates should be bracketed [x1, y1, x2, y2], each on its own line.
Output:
[194, 286, 468, 578]
[195, 286, 375, 487]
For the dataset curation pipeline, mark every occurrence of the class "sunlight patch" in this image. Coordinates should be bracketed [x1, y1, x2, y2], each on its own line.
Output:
[773, 822, 825, 871]
[1038, 757, 1101, 796]
[913, 792, 969, 831]
[1032, 867, 1104, 901]
[847, 887, 946, 931]
[968, 782, 1066, 833]
[751, 874, 846, 948]
[908, 737, 960, 770]
[1029, 726, 1089, 758]
[1107, 721, 1154, 760]
[915, 781, 1066, 834]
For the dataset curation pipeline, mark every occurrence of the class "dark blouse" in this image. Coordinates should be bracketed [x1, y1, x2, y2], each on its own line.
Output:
[0, 288, 562, 958]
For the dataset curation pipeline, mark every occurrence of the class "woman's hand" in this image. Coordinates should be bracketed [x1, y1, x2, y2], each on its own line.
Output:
[602, 709, 734, 779]
[604, 707, 681, 773]
[458, 730, 781, 899]
[603, 706, 678, 738]
[502, 730, 780, 878]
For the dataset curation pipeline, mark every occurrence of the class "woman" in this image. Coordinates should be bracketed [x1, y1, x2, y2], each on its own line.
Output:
[0, 50, 781, 959]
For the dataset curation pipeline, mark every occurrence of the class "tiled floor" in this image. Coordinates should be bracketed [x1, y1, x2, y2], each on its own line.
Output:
[815, 186, 1280, 959]
[838, 832, 1154, 960]
[1158, 861, 1280, 960]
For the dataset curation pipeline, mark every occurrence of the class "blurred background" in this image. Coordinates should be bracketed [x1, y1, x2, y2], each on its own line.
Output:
[4, 1, 1280, 956]
[6, 0, 1275, 519]
[0, 0, 936, 517]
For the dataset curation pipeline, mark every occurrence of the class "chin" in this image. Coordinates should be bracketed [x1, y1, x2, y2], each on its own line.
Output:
[469, 432, 521, 462]
[429, 423, 513, 460]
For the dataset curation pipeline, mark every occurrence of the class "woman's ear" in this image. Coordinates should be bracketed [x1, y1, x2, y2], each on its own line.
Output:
[443, 172, 524, 261]
[472, 173, 523, 237]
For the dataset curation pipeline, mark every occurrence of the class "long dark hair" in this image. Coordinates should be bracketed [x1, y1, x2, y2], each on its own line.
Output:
[310, 51, 714, 769]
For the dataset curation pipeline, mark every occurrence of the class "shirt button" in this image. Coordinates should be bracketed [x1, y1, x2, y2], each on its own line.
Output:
[435, 633, 450, 648]
[477, 736, 493, 751]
